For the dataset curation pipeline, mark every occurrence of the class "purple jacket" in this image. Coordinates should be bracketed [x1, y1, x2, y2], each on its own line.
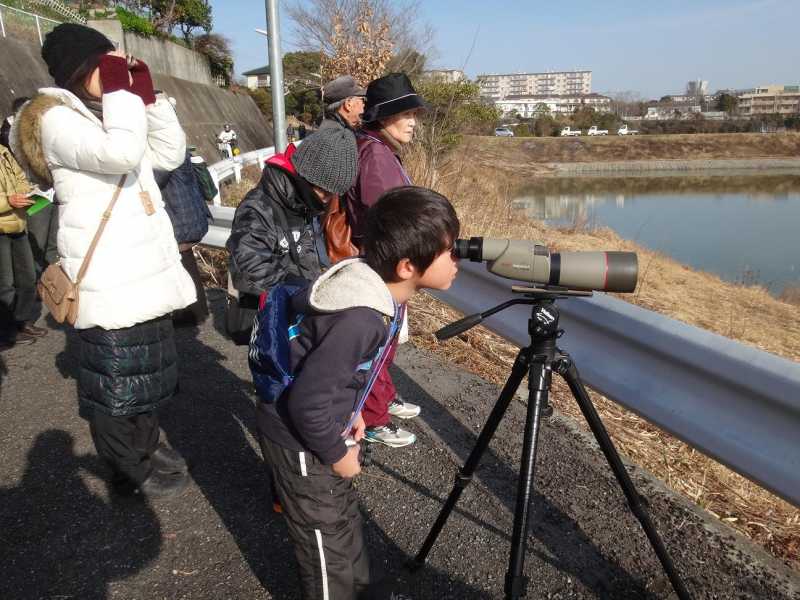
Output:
[344, 128, 411, 248]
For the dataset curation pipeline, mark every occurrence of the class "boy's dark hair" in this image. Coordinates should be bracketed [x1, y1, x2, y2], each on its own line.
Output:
[364, 186, 460, 282]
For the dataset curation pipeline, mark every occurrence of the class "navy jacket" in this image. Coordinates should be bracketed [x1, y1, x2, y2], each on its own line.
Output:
[155, 152, 211, 244]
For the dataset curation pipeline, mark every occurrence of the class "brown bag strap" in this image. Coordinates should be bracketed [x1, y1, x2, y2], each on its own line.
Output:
[75, 174, 127, 285]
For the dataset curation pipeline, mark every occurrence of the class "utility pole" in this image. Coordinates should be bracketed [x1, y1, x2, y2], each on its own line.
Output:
[264, 0, 287, 152]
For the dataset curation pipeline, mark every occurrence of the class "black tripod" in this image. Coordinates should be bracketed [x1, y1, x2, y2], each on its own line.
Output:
[409, 288, 691, 600]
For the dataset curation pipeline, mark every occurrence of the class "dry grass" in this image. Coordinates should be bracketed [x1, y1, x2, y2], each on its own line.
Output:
[405, 142, 800, 568]
[467, 132, 800, 176]
[220, 164, 262, 207]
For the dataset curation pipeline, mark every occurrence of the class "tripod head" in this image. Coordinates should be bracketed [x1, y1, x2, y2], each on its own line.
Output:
[435, 286, 592, 341]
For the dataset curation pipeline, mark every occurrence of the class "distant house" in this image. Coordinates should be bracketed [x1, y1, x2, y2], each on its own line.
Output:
[495, 93, 611, 117]
[242, 66, 270, 90]
[422, 69, 466, 83]
[645, 105, 701, 120]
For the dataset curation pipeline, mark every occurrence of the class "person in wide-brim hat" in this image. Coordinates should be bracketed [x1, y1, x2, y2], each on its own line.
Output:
[339, 71, 429, 449]
[361, 72, 427, 124]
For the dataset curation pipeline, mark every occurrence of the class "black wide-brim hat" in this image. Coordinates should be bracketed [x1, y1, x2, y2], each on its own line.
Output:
[362, 72, 428, 123]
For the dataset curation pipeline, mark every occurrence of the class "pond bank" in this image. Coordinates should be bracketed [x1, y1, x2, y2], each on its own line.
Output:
[550, 157, 800, 174]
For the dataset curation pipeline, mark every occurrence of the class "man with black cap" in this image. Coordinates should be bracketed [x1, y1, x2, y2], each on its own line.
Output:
[319, 75, 367, 132]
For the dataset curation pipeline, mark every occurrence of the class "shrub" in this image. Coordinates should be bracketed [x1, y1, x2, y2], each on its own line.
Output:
[116, 7, 157, 37]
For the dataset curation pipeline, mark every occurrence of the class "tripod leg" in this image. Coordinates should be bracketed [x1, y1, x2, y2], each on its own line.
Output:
[558, 360, 692, 600]
[505, 352, 551, 600]
[410, 346, 532, 570]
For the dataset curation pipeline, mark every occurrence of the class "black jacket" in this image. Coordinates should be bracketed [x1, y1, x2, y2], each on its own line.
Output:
[257, 292, 386, 465]
[227, 161, 326, 296]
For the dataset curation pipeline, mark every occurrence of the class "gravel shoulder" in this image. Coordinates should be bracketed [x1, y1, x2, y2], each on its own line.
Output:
[0, 291, 798, 599]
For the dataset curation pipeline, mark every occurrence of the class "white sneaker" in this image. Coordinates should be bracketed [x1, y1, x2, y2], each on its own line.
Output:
[388, 396, 421, 419]
[365, 423, 416, 447]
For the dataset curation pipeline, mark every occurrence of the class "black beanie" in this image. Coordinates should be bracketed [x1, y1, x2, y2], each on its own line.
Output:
[41, 24, 115, 88]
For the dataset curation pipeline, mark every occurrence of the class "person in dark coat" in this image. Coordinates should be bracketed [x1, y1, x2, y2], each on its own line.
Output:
[318, 75, 366, 132]
[154, 149, 212, 326]
[227, 127, 358, 322]
[344, 72, 429, 448]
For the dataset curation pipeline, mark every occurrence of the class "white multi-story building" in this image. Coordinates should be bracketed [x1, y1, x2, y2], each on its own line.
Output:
[686, 79, 709, 97]
[477, 70, 592, 100]
[496, 93, 611, 117]
[738, 85, 800, 116]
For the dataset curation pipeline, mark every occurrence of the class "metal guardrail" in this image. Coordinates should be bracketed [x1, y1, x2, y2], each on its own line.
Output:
[200, 149, 800, 508]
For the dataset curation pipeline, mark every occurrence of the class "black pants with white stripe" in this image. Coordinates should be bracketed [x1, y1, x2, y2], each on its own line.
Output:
[260, 435, 370, 600]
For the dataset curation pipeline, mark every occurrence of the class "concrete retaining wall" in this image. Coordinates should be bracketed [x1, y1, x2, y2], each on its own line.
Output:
[0, 33, 271, 162]
[88, 19, 213, 86]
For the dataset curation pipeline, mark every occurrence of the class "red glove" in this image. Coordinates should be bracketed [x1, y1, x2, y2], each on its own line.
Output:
[129, 59, 157, 106]
[97, 54, 131, 95]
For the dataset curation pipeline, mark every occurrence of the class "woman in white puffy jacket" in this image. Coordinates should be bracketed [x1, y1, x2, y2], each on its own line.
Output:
[12, 24, 196, 498]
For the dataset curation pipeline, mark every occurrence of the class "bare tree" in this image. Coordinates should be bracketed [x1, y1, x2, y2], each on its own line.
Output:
[286, 0, 434, 77]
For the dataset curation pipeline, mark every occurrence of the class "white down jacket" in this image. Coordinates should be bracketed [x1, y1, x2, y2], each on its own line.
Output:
[14, 87, 196, 329]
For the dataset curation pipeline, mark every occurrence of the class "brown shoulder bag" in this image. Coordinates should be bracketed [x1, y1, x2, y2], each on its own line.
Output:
[322, 194, 358, 264]
[38, 174, 127, 325]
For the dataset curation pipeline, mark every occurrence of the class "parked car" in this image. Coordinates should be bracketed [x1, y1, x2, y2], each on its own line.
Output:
[617, 124, 639, 136]
[494, 127, 514, 137]
[587, 125, 608, 136]
[560, 127, 582, 137]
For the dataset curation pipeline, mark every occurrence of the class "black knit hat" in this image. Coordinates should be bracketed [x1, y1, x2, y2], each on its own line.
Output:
[41, 24, 115, 88]
[362, 73, 428, 123]
[291, 128, 358, 195]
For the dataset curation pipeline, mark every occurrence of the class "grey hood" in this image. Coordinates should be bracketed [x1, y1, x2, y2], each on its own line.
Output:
[308, 258, 395, 317]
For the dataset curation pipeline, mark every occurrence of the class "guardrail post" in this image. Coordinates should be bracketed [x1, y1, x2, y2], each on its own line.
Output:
[233, 161, 242, 184]
[35, 15, 42, 45]
[209, 168, 222, 206]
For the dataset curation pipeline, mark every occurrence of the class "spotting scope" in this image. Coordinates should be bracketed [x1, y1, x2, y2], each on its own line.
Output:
[454, 237, 638, 293]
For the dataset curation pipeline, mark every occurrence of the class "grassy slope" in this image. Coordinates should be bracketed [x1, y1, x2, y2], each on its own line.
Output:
[468, 132, 800, 175]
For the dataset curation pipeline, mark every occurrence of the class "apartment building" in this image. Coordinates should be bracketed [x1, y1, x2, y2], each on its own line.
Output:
[738, 85, 800, 116]
[496, 93, 610, 117]
[477, 70, 592, 100]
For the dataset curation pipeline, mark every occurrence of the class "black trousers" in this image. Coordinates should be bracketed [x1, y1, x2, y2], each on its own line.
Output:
[89, 409, 159, 485]
[0, 232, 37, 331]
[259, 434, 370, 600]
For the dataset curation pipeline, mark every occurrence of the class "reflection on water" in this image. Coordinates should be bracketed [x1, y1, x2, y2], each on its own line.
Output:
[512, 171, 800, 295]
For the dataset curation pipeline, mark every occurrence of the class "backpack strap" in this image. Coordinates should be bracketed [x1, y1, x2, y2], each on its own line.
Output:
[342, 302, 406, 435]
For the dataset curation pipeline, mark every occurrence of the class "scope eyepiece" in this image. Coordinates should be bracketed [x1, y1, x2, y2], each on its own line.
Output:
[454, 237, 483, 262]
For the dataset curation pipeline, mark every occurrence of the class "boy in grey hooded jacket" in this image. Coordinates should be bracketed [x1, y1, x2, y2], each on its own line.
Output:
[257, 186, 460, 600]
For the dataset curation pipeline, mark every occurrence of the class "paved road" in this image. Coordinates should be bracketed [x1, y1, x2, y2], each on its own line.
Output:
[1, 291, 799, 599]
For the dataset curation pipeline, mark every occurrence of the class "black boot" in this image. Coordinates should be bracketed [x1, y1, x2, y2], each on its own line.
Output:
[137, 470, 189, 498]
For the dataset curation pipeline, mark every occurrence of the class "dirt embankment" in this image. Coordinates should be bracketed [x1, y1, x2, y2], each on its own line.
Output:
[466, 132, 800, 175]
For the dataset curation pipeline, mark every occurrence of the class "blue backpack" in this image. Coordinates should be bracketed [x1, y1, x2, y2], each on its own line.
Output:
[248, 283, 404, 425]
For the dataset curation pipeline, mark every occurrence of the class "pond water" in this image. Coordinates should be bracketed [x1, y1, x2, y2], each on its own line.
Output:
[511, 170, 800, 295]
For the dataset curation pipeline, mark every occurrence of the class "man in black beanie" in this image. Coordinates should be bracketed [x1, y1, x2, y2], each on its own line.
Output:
[226, 128, 358, 343]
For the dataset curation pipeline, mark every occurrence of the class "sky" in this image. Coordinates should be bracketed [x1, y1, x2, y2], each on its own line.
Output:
[209, 0, 799, 99]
